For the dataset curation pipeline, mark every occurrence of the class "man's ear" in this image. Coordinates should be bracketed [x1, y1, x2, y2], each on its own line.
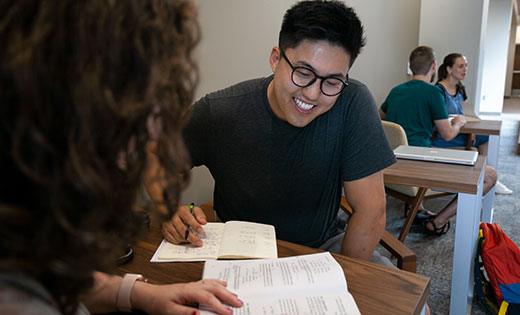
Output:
[269, 46, 281, 73]
[429, 61, 437, 78]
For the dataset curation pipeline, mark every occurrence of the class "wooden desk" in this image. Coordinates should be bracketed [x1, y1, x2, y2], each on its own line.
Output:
[116, 224, 430, 315]
[460, 119, 501, 170]
[460, 119, 501, 136]
[460, 119, 502, 223]
[384, 156, 486, 315]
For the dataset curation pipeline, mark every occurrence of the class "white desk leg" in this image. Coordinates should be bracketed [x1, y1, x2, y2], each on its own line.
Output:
[482, 134, 499, 223]
[487, 134, 500, 169]
[481, 186, 495, 223]
[450, 175, 484, 315]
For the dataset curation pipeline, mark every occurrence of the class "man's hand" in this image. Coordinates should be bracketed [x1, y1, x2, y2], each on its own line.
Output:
[435, 115, 467, 141]
[450, 114, 467, 127]
[162, 204, 208, 246]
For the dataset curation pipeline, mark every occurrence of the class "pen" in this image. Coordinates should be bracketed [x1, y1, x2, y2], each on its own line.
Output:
[184, 203, 194, 240]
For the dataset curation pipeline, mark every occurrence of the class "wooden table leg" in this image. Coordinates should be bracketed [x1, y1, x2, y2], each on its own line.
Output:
[398, 187, 428, 243]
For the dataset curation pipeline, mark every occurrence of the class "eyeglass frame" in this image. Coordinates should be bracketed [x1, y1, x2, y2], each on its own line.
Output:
[279, 48, 349, 97]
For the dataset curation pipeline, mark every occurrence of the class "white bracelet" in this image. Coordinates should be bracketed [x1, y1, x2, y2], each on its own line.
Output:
[116, 273, 147, 312]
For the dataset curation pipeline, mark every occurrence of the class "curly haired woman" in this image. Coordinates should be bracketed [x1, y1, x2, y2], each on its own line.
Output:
[0, 1, 242, 314]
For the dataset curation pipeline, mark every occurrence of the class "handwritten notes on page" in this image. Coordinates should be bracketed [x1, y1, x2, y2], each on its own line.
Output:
[150, 221, 277, 262]
[217, 221, 277, 259]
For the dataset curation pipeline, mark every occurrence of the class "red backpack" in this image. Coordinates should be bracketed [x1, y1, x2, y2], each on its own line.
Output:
[474, 223, 520, 314]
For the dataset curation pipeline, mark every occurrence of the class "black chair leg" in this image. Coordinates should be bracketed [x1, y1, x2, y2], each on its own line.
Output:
[404, 202, 410, 218]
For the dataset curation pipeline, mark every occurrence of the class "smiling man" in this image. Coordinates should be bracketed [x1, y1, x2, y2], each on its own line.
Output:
[151, 0, 396, 264]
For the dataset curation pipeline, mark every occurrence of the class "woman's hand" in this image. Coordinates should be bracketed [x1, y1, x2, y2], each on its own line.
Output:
[131, 279, 243, 315]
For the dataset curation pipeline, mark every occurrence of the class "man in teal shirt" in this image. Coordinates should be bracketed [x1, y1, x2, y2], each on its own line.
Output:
[379, 46, 497, 235]
[380, 46, 466, 146]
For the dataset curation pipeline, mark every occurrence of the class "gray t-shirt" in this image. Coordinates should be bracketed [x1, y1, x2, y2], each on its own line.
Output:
[184, 76, 395, 247]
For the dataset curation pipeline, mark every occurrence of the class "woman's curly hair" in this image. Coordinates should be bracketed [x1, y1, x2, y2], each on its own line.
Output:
[0, 0, 199, 313]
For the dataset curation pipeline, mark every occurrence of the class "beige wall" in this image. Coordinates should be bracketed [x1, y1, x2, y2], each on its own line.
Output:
[346, 0, 420, 105]
[480, 0, 513, 113]
[181, 0, 422, 205]
[420, 0, 514, 115]
[192, 0, 294, 101]
[505, 5, 518, 97]
[420, 0, 490, 115]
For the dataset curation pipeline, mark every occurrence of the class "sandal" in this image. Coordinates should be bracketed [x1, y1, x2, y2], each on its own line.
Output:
[422, 218, 450, 236]
[412, 210, 436, 225]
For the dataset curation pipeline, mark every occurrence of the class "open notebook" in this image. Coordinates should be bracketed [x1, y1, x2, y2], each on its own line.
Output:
[151, 221, 277, 262]
[394, 145, 478, 165]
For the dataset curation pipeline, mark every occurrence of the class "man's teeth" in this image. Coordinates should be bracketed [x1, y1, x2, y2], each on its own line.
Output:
[294, 98, 314, 111]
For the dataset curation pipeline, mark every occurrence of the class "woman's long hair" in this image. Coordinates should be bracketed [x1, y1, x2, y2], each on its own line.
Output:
[436, 53, 467, 99]
[0, 1, 199, 313]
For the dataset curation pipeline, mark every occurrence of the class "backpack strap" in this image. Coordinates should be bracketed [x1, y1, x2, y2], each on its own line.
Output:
[474, 234, 500, 314]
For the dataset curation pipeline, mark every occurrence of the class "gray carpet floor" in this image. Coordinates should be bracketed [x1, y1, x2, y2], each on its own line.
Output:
[381, 116, 519, 315]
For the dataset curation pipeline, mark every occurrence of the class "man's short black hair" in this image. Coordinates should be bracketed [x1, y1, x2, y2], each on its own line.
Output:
[409, 46, 435, 76]
[279, 0, 366, 66]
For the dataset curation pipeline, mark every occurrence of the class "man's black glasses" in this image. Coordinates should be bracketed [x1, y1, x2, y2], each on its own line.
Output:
[280, 48, 348, 97]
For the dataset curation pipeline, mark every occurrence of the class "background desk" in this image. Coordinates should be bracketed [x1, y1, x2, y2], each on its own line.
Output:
[460, 119, 501, 223]
[384, 156, 486, 315]
[116, 224, 430, 315]
[460, 119, 501, 169]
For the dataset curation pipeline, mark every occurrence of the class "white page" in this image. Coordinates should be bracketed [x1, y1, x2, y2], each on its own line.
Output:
[201, 252, 359, 315]
[200, 293, 360, 315]
[217, 221, 277, 259]
[151, 223, 225, 262]
[203, 252, 348, 296]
